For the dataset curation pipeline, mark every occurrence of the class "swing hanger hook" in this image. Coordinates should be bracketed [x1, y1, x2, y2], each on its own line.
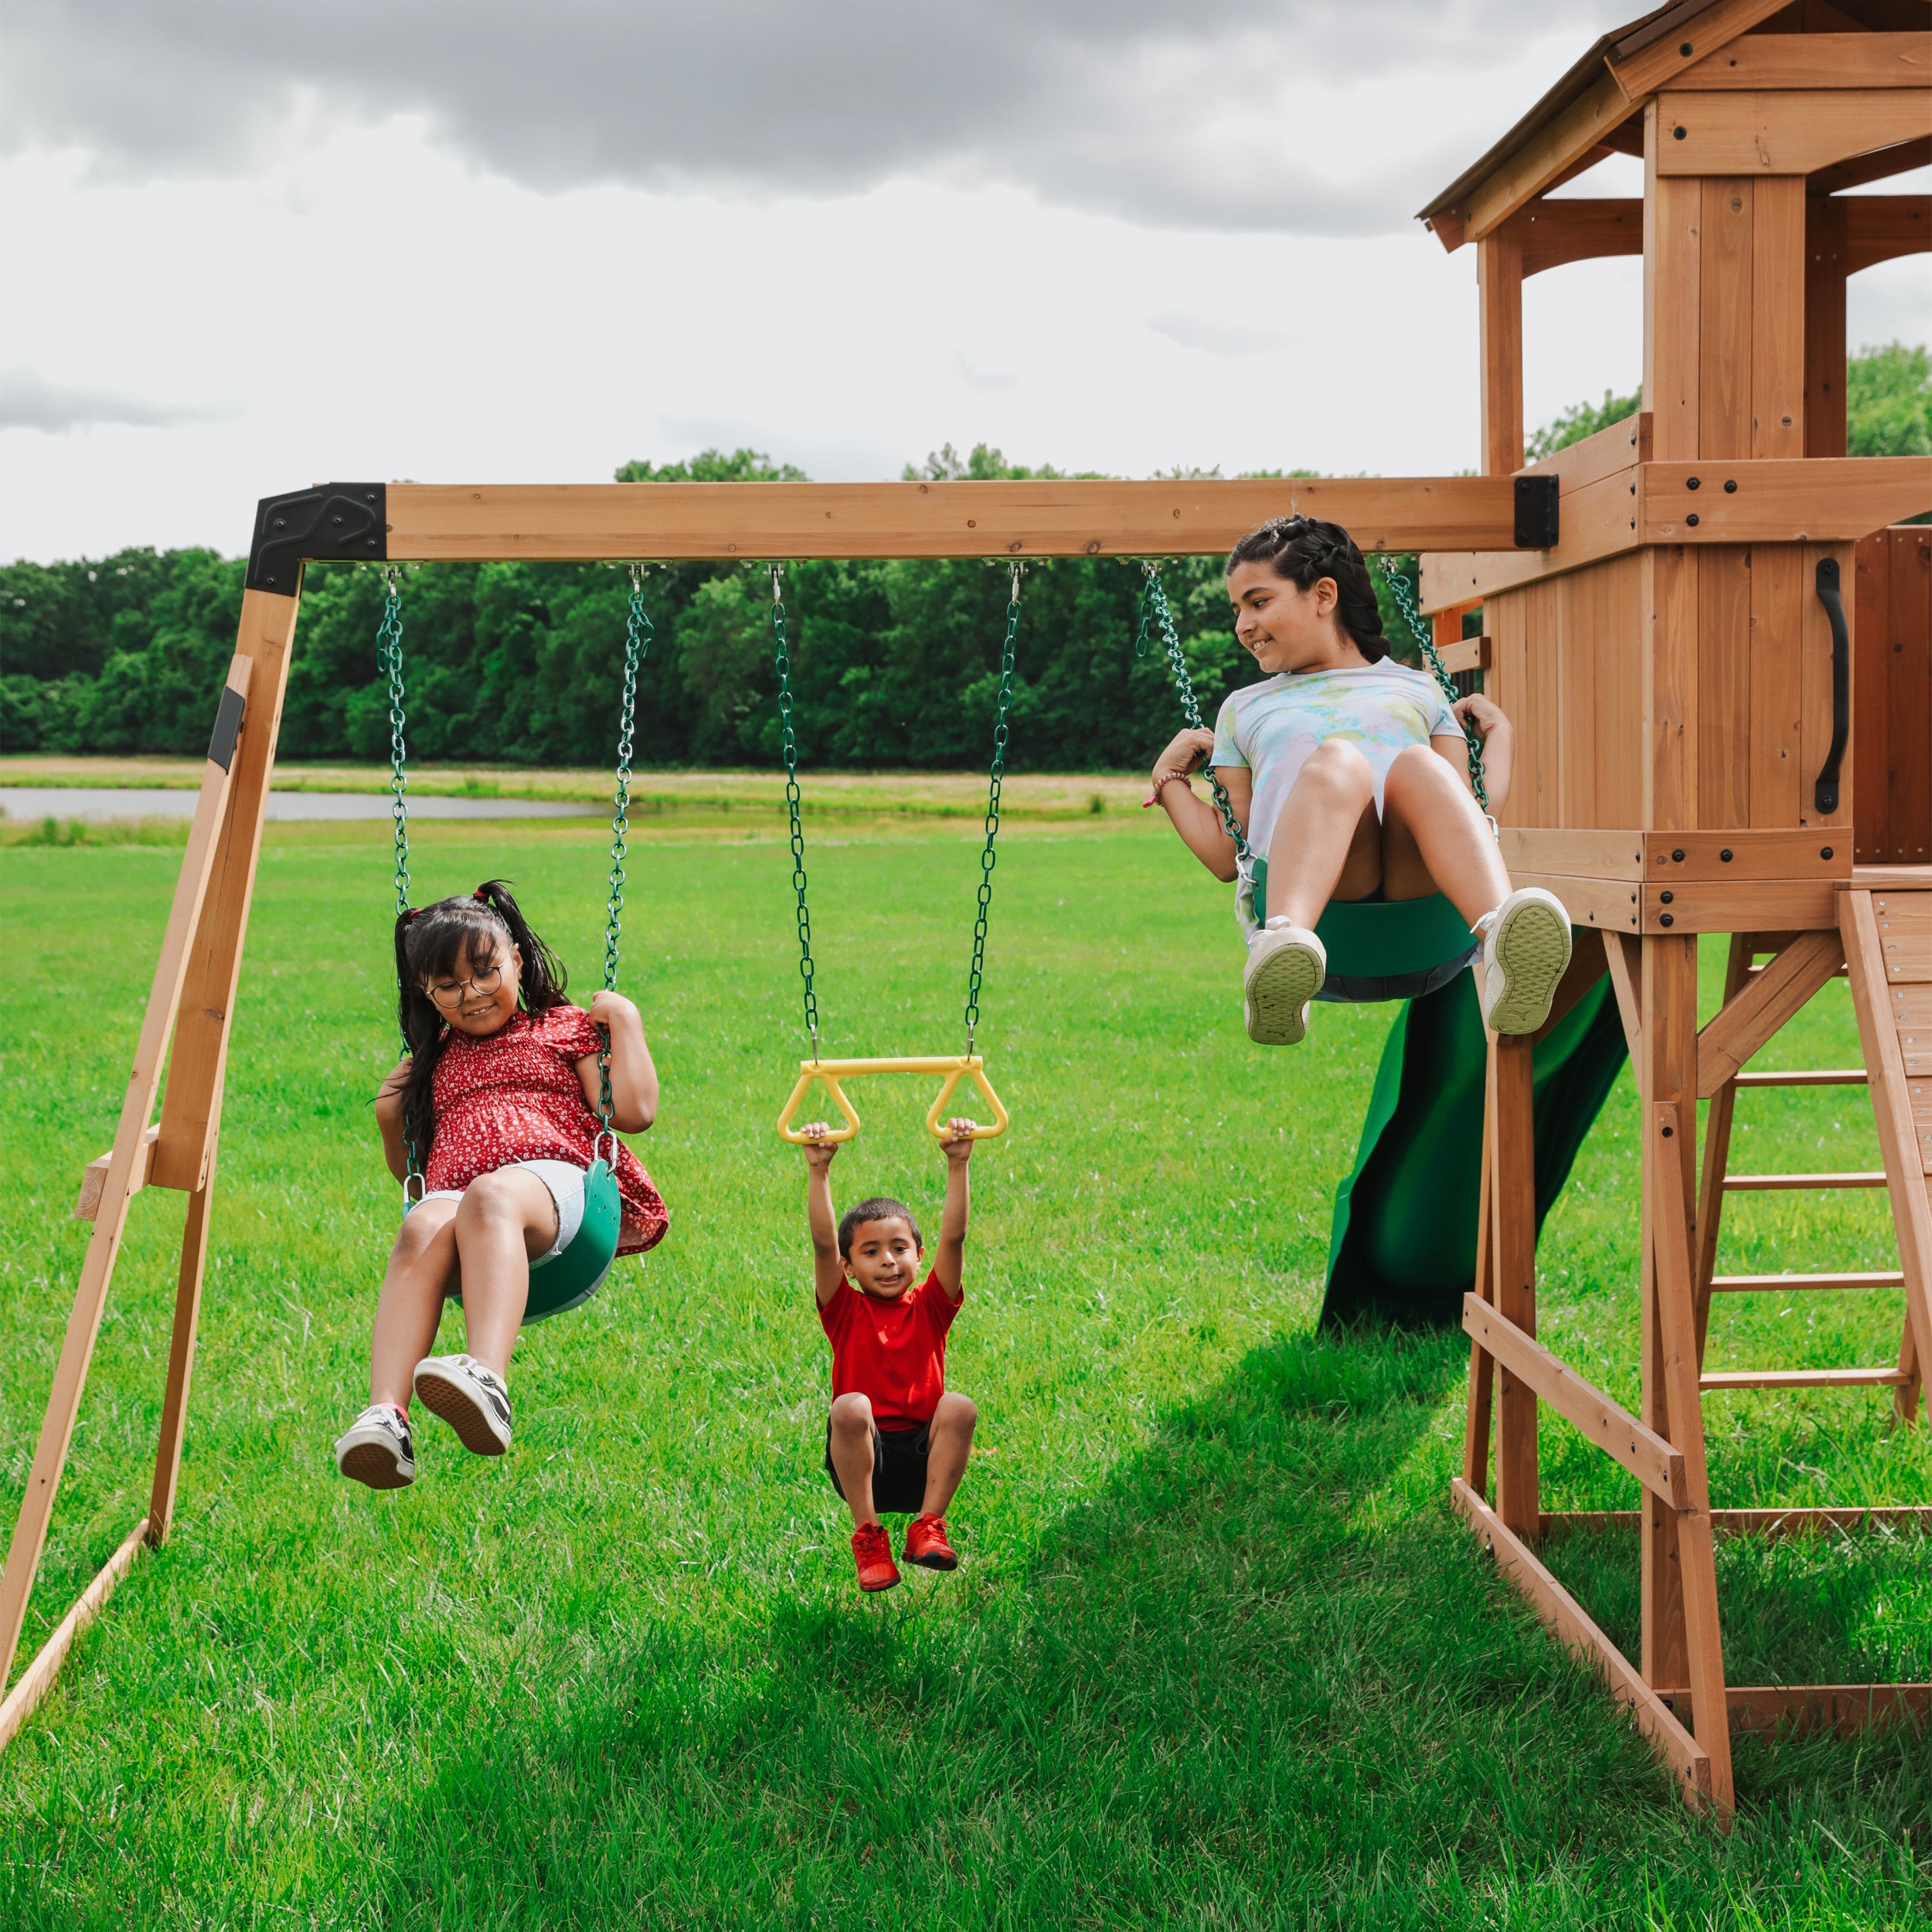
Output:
[770, 563, 784, 604]
[1009, 559, 1025, 602]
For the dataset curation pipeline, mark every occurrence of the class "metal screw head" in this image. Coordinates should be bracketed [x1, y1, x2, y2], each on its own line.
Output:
[1687, 514, 1700, 527]
[1661, 913, 1675, 927]
[1679, 40, 1692, 54]
[1661, 890, 1675, 903]
[1719, 849, 1733, 862]
[1821, 847, 1834, 860]
[1723, 479, 1737, 493]
[1672, 848, 1685, 862]
[1662, 1123, 1675, 1137]
[1687, 477, 1701, 490]
[1673, 125, 1687, 140]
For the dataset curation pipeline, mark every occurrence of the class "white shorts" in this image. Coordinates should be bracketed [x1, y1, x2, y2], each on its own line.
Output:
[420, 1158, 587, 1263]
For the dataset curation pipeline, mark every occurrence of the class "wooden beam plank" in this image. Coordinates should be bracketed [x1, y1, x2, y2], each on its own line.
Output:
[1436, 634, 1491, 675]
[1695, 935, 1753, 1360]
[1545, 1505, 1932, 1536]
[1809, 134, 1932, 198]
[1806, 197, 1850, 461]
[1523, 410, 1652, 493]
[1650, 1099, 1737, 1823]
[1657, 90, 1932, 178]
[1696, 929, 1844, 1097]
[1645, 828, 1846, 882]
[0, 1519, 147, 1755]
[1463, 1296, 1689, 1506]
[1607, 0, 1797, 100]
[1702, 1366, 1910, 1389]
[1752, 175, 1805, 460]
[1464, 70, 1647, 244]
[1492, 1034, 1539, 1539]
[1605, 931, 1647, 1083]
[1664, 1682, 1932, 1740]
[1845, 195, 1931, 274]
[147, 1168, 215, 1549]
[0, 660, 250, 1699]
[1711, 1270, 1905, 1291]
[72, 1124, 158, 1221]
[1419, 466, 1643, 609]
[1505, 197, 1645, 278]
[1450, 1478, 1715, 1808]
[379, 477, 1527, 563]
[1647, 102, 1703, 464]
[1678, 32, 1932, 90]
[1643, 457, 1932, 543]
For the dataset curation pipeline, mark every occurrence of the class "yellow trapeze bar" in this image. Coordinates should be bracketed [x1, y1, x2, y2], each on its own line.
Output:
[775, 1055, 1011, 1145]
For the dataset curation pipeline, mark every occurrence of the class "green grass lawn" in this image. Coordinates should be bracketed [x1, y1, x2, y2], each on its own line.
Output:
[1, 812, 1927, 1928]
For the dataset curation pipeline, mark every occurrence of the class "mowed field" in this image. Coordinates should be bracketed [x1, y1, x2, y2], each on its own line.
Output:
[1, 809, 1927, 1928]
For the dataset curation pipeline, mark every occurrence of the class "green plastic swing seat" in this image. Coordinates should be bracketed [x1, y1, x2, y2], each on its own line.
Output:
[1250, 857, 1479, 1004]
[406, 1155, 624, 1326]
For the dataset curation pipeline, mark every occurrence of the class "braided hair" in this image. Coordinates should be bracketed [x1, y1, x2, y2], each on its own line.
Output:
[1226, 515, 1393, 665]
[391, 879, 570, 1162]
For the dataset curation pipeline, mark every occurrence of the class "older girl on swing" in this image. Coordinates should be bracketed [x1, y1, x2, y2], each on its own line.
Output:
[1150, 514, 1570, 1045]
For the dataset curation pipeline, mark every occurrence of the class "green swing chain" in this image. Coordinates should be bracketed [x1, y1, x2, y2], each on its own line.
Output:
[770, 566, 821, 1059]
[1376, 557, 1489, 815]
[597, 565, 651, 1138]
[1134, 565, 1251, 864]
[964, 564, 1022, 1056]
[376, 567, 411, 915]
[375, 566, 424, 1193]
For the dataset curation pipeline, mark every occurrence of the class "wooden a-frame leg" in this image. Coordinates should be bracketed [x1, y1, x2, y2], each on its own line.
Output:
[148, 1151, 218, 1548]
[1651, 1099, 1737, 1825]
[1641, 934, 1698, 1692]
[1693, 935, 1753, 1365]
[0, 658, 252, 1692]
[1463, 1043, 1496, 1497]
[1492, 1030, 1538, 1540]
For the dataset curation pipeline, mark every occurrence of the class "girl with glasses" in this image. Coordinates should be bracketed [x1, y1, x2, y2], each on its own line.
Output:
[333, 880, 666, 1490]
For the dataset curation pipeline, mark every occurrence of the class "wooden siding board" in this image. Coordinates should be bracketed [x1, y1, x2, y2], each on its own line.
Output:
[1700, 546, 1754, 827]
[1855, 530, 1894, 862]
[1751, 176, 1806, 459]
[1750, 543, 1805, 827]
[1891, 529, 1932, 862]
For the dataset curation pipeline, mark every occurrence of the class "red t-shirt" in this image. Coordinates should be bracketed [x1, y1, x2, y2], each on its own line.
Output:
[818, 1268, 960, 1428]
[422, 1003, 668, 1257]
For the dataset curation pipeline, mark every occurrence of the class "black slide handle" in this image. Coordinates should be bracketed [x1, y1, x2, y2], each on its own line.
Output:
[1813, 556, 1849, 816]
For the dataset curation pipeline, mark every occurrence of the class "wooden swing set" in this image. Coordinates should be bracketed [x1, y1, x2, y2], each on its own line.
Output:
[2, 0, 1929, 1829]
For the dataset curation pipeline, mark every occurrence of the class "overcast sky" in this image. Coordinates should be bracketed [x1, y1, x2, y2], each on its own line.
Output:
[2, 1, 1925, 563]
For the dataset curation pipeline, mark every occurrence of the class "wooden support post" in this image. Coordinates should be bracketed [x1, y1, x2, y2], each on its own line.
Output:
[147, 1161, 216, 1549]
[1695, 935, 1753, 1361]
[0, 657, 253, 1692]
[1651, 1100, 1737, 1824]
[1804, 196, 1849, 461]
[1478, 230, 1525, 478]
[1464, 1049, 1497, 1496]
[1641, 934, 1699, 1693]
[1492, 1032, 1539, 1539]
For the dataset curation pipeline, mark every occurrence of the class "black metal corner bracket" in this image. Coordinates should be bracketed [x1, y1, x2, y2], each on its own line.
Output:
[1512, 474, 1560, 549]
[245, 483, 388, 594]
[1813, 556, 1849, 816]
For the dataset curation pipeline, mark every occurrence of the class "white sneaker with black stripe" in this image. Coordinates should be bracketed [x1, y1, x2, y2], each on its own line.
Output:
[1476, 887, 1573, 1036]
[412, 1354, 514, 1456]
[334, 1404, 416, 1489]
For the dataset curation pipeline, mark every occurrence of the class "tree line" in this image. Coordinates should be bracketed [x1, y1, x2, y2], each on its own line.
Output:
[4, 347, 1923, 774]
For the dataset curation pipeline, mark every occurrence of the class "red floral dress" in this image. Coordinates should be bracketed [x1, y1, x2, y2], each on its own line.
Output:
[421, 1004, 668, 1256]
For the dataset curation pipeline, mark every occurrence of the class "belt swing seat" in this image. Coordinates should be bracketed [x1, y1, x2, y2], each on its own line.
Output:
[1136, 560, 1491, 995]
[766, 562, 1014, 1147]
[377, 564, 648, 1320]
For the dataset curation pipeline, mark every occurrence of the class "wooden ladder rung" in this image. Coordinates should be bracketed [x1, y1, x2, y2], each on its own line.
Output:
[1720, 1172, 1889, 1190]
[1700, 1367, 1913, 1392]
[1709, 1270, 1906, 1292]
[1731, 1070, 1869, 1087]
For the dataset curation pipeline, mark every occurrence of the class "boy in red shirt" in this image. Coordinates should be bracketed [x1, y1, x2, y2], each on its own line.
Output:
[801, 1117, 979, 1592]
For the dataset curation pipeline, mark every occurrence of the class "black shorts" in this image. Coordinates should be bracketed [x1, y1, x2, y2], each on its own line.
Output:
[825, 1415, 932, 1515]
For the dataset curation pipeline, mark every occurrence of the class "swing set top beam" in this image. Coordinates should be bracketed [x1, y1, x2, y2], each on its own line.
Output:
[243, 476, 1557, 591]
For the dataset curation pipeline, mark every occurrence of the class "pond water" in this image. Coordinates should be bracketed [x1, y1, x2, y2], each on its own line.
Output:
[0, 787, 604, 822]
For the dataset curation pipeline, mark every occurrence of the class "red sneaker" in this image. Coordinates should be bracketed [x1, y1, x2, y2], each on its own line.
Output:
[852, 1522, 900, 1592]
[903, 1514, 958, 1571]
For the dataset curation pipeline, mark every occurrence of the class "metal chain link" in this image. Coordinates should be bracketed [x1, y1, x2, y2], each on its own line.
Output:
[770, 566, 820, 1057]
[1138, 565, 1251, 862]
[597, 564, 651, 1134]
[964, 564, 1022, 1053]
[376, 566, 411, 914]
[1376, 556, 1489, 813]
[373, 565, 423, 1192]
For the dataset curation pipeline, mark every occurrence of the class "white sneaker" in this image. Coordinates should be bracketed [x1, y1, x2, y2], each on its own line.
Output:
[1243, 921, 1326, 1046]
[413, 1354, 514, 1457]
[1477, 887, 1573, 1035]
[334, 1404, 416, 1490]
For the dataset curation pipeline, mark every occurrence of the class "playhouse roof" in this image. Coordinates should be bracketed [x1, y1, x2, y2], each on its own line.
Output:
[1416, 0, 1923, 245]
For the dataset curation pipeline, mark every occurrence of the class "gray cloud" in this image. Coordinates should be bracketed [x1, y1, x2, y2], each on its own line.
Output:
[0, 368, 243, 433]
[2, 1, 1609, 235]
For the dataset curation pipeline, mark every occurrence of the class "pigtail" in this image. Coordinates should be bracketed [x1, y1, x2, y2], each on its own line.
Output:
[393, 907, 451, 1164]
[471, 879, 568, 1012]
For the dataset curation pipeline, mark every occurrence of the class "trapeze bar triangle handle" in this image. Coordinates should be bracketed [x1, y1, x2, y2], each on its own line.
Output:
[774, 1055, 1012, 1144]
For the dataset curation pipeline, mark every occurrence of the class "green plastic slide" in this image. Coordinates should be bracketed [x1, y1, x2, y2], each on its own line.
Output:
[1318, 961, 1628, 1330]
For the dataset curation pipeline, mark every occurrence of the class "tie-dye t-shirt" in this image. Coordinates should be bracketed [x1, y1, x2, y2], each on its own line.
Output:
[1211, 662, 1461, 932]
